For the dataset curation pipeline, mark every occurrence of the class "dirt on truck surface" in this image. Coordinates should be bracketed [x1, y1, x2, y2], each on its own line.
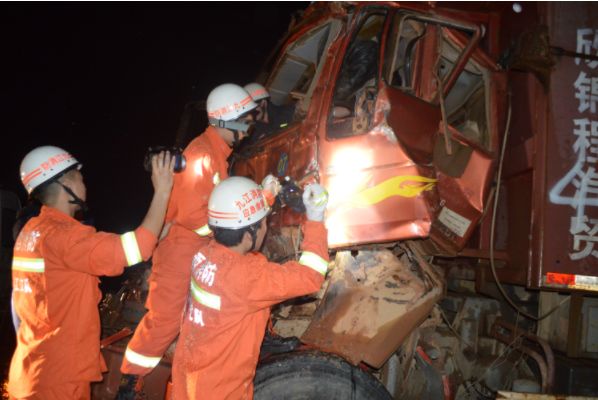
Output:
[93, 2, 598, 399]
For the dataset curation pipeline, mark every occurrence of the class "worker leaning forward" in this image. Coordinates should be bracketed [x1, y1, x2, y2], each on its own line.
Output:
[8, 146, 175, 400]
[170, 176, 329, 399]
[120, 84, 281, 383]
[244, 82, 295, 139]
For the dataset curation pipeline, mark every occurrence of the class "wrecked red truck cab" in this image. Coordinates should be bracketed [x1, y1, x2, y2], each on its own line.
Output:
[232, 0, 506, 387]
[231, 2, 598, 398]
[234, 2, 506, 253]
[93, 2, 598, 399]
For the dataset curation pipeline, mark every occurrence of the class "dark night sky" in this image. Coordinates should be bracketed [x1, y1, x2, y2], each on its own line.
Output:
[0, 3, 306, 232]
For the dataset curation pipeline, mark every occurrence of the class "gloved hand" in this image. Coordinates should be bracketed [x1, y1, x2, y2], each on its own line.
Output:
[261, 174, 282, 206]
[116, 374, 145, 400]
[302, 183, 328, 222]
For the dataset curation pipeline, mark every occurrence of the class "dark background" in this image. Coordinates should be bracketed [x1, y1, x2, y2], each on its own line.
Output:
[0, 2, 306, 384]
[0, 3, 306, 232]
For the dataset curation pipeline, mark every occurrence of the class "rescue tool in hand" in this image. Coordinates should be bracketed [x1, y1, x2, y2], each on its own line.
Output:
[279, 176, 306, 213]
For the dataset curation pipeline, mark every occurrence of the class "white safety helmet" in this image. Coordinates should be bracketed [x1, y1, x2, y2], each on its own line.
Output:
[208, 176, 270, 229]
[20, 146, 80, 194]
[244, 82, 270, 102]
[207, 83, 257, 122]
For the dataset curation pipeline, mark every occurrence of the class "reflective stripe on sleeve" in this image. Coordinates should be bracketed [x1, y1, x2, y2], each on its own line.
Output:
[299, 251, 328, 276]
[120, 231, 143, 266]
[190, 279, 221, 310]
[124, 347, 161, 369]
[12, 257, 45, 273]
[194, 224, 212, 237]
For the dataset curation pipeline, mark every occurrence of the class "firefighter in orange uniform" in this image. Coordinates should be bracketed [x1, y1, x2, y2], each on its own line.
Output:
[244, 82, 295, 138]
[8, 146, 174, 400]
[171, 176, 329, 399]
[120, 84, 281, 381]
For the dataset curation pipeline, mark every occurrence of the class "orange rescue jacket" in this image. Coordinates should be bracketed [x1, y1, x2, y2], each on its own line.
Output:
[121, 127, 230, 374]
[120, 224, 200, 374]
[165, 126, 231, 234]
[171, 220, 329, 400]
[9, 206, 157, 398]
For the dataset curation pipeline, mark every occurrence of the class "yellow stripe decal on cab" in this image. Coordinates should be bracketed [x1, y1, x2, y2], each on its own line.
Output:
[351, 175, 437, 207]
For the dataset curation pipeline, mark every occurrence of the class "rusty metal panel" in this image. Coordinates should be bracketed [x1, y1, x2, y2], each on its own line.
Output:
[531, 3, 598, 290]
[300, 243, 444, 368]
[430, 148, 495, 252]
[383, 86, 440, 163]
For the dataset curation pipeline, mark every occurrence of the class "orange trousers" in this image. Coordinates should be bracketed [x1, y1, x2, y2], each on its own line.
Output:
[10, 382, 90, 400]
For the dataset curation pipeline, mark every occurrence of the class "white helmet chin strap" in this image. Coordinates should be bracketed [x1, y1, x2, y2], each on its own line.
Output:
[208, 118, 252, 133]
[56, 181, 89, 213]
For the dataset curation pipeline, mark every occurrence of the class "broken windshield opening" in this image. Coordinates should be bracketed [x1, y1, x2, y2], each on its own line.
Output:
[327, 11, 387, 139]
[385, 13, 491, 152]
[247, 20, 340, 144]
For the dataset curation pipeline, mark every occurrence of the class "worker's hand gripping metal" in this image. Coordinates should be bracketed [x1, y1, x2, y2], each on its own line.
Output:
[261, 174, 282, 206]
[302, 183, 328, 222]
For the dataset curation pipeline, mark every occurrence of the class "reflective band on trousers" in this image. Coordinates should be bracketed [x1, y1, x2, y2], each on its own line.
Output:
[299, 251, 328, 276]
[120, 231, 142, 266]
[194, 224, 212, 236]
[12, 257, 45, 273]
[124, 347, 161, 369]
[190, 279, 221, 310]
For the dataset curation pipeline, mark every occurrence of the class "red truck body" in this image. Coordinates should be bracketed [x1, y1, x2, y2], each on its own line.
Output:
[92, 3, 598, 399]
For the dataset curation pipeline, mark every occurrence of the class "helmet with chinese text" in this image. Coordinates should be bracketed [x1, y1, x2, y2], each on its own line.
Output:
[20, 146, 81, 194]
[244, 82, 270, 102]
[207, 83, 257, 122]
[208, 176, 270, 229]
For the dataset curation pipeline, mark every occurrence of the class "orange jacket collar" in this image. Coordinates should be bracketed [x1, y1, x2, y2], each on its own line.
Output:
[204, 126, 232, 160]
[40, 205, 77, 222]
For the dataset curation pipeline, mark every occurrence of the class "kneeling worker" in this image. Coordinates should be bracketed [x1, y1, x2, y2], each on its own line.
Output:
[171, 176, 330, 399]
[8, 146, 174, 400]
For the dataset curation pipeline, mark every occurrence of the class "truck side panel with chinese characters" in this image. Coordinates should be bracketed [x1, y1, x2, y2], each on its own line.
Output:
[535, 3, 598, 290]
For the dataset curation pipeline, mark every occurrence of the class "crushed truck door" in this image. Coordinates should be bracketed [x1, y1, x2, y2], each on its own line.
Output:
[382, 10, 505, 252]
[319, 7, 504, 250]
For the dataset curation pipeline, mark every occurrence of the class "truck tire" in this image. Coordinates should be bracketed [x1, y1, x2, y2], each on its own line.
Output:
[254, 351, 392, 400]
